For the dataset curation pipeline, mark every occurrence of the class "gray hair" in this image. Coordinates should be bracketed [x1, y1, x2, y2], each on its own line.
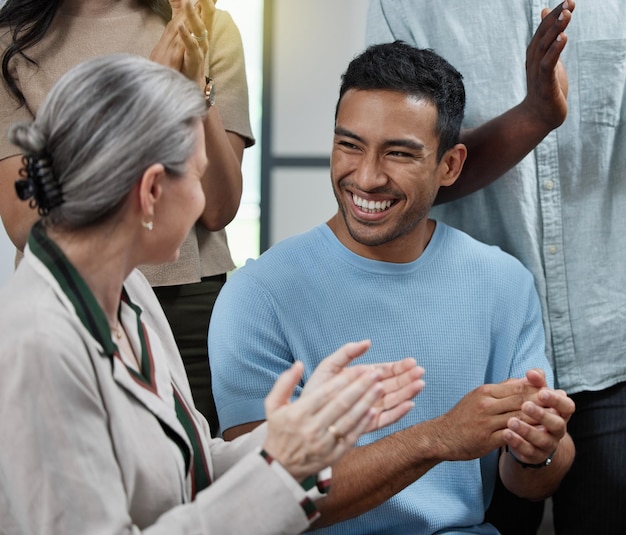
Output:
[9, 53, 206, 228]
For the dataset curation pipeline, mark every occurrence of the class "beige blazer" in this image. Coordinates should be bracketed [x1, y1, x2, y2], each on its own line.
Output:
[0, 251, 312, 534]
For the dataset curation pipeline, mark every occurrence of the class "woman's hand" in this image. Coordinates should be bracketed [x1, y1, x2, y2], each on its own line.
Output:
[150, 0, 216, 87]
[262, 341, 425, 481]
[170, 0, 216, 36]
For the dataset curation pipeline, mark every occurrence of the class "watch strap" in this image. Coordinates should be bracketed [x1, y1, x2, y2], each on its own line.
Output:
[505, 445, 556, 469]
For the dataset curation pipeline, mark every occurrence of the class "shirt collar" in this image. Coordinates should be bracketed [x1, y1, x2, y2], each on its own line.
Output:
[28, 221, 118, 357]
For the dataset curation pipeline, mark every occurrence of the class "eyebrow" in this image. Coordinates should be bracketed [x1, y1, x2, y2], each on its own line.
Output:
[334, 126, 425, 152]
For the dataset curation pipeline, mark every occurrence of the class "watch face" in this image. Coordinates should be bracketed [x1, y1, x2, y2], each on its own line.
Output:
[205, 78, 215, 108]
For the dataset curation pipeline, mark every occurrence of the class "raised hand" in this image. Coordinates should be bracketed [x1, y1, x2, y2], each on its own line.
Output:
[522, 0, 576, 130]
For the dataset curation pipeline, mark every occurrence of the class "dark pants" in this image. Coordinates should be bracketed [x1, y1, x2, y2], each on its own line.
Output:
[485, 381, 626, 535]
[484, 472, 544, 535]
[153, 274, 226, 438]
[553, 382, 626, 534]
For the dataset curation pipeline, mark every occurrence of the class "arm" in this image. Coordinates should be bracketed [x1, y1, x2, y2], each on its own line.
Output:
[226, 371, 550, 527]
[200, 111, 245, 230]
[194, 1, 248, 229]
[436, 1, 575, 204]
[312, 378, 554, 527]
[151, 0, 248, 230]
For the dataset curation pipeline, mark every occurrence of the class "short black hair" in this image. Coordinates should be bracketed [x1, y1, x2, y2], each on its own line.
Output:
[336, 41, 465, 161]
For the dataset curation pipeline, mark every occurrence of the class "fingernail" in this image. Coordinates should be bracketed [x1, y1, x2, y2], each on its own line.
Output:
[562, 1, 569, 9]
[558, 12, 565, 21]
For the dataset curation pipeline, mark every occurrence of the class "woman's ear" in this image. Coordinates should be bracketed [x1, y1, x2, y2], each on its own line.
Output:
[438, 143, 467, 187]
[137, 163, 166, 221]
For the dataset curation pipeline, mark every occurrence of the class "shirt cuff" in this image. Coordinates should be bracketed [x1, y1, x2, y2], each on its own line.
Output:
[259, 448, 332, 523]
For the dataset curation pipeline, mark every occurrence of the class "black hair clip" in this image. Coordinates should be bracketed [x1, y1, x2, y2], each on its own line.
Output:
[15, 153, 63, 216]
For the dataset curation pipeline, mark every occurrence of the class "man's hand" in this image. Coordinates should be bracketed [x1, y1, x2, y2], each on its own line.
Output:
[522, 0, 576, 131]
[503, 368, 575, 465]
[301, 340, 425, 433]
[432, 380, 544, 461]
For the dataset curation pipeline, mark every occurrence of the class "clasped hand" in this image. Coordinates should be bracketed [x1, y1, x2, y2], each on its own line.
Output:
[502, 368, 574, 466]
[436, 368, 574, 464]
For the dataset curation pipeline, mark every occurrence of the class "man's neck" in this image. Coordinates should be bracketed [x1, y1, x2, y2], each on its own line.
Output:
[326, 214, 436, 264]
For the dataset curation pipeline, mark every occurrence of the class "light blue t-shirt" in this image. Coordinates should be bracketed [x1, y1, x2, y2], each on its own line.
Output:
[366, 0, 626, 395]
[210, 222, 551, 534]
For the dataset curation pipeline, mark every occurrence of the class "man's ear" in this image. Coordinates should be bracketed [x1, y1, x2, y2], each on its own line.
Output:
[138, 163, 166, 220]
[438, 143, 467, 187]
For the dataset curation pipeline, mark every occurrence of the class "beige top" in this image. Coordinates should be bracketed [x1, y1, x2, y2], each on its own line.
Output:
[0, 5, 254, 284]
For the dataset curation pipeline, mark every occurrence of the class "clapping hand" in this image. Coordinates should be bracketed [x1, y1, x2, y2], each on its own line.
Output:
[301, 340, 425, 432]
[262, 340, 425, 480]
[151, 0, 217, 87]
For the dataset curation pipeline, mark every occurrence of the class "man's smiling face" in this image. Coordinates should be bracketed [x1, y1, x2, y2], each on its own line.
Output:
[330, 88, 451, 262]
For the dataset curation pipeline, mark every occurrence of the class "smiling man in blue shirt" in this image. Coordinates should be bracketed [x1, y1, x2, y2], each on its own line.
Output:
[210, 40, 575, 534]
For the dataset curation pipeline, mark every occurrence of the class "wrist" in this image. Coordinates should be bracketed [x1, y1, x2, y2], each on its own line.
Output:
[505, 444, 556, 469]
[259, 448, 332, 522]
[517, 97, 566, 135]
[414, 418, 451, 464]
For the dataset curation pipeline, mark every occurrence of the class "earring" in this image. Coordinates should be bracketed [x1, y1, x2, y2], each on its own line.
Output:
[141, 219, 154, 231]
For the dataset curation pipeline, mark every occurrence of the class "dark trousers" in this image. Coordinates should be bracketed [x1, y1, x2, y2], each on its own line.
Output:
[485, 381, 626, 535]
[553, 382, 626, 534]
[153, 274, 226, 438]
[485, 472, 544, 534]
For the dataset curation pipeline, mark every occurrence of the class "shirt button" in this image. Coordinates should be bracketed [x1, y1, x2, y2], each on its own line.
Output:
[548, 245, 558, 254]
[544, 180, 555, 191]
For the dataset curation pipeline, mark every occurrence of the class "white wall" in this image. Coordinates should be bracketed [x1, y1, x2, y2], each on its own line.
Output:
[267, 0, 368, 245]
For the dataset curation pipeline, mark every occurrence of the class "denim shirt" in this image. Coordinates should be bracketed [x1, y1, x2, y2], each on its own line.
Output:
[367, 0, 626, 394]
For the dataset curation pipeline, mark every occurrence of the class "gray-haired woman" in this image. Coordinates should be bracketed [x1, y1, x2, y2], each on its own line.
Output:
[0, 54, 424, 534]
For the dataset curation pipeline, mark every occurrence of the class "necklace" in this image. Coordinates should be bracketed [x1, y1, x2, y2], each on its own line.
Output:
[110, 322, 123, 340]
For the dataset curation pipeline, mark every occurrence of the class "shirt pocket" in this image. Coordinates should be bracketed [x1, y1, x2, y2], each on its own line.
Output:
[578, 39, 626, 127]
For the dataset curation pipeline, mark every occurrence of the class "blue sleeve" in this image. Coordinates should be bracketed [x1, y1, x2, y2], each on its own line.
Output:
[507, 270, 554, 388]
[208, 270, 296, 432]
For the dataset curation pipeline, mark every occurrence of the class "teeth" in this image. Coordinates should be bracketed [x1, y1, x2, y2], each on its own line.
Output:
[353, 193, 393, 213]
